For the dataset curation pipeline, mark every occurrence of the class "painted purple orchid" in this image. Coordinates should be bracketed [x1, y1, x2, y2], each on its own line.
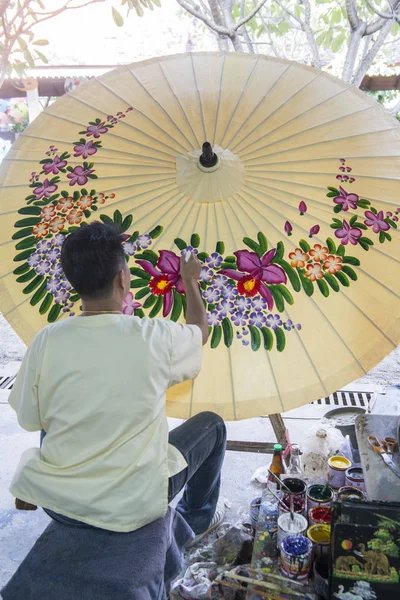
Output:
[334, 220, 362, 245]
[364, 210, 390, 233]
[33, 179, 58, 200]
[137, 250, 185, 317]
[333, 186, 359, 211]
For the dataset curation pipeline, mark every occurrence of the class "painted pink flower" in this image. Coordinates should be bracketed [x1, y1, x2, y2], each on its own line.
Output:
[67, 165, 95, 186]
[136, 250, 185, 317]
[33, 179, 58, 200]
[43, 155, 67, 175]
[364, 210, 390, 234]
[309, 225, 320, 237]
[86, 122, 108, 138]
[220, 250, 286, 310]
[333, 186, 359, 211]
[284, 221, 293, 236]
[335, 220, 362, 245]
[73, 140, 98, 159]
[299, 201, 307, 215]
[122, 292, 141, 316]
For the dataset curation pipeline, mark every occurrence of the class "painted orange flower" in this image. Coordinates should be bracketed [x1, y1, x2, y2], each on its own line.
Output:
[77, 195, 93, 210]
[66, 209, 83, 225]
[305, 262, 324, 281]
[289, 248, 309, 268]
[32, 222, 49, 239]
[109, 193, 115, 199]
[324, 254, 343, 274]
[309, 244, 328, 262]
[56, 196, 74, 213]
[98, 193, 106, 205]
[49, 216, 65, 233]
[40, 204, 56, 222]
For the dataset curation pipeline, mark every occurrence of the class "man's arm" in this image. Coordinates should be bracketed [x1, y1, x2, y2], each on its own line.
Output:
[180, 254, 209, 345]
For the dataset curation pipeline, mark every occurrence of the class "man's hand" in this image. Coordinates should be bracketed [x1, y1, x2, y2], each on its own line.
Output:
[180, 253, 202, 284]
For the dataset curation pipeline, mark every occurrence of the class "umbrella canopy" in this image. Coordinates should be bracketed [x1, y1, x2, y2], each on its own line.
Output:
[0, 52, 399, 420]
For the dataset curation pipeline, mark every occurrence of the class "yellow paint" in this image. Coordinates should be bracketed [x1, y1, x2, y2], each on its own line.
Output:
[243, 278, 257, 293]
[307, 525, 331, 544]
[328, 455, 351, 469]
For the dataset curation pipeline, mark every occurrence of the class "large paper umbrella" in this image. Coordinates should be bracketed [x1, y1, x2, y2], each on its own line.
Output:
[0, 53, 399, 420]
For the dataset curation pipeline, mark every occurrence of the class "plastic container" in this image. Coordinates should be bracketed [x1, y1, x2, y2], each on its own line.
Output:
[280, 535, 313, 580]
[345, 466, 366, 493]
[328, 455, 352, 489]
[307, 524, 331, 560]
[277, 513, 308, 550]
[308, 506, 332, 526]
[307, 484, 334, 510]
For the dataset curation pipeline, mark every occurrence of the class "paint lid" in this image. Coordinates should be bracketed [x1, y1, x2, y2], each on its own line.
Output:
[274, 444, 283, 451]
[328, 455, 352, 470]
[316, 429, 327, 439]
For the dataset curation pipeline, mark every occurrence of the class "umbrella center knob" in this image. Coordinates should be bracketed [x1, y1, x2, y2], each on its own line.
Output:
[199, 142, 219, 172]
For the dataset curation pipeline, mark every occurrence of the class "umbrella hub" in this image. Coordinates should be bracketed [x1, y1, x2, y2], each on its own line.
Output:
[198, 142, 220, 173]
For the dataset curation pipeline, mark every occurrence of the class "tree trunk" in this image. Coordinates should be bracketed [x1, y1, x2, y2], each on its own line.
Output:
[352, 20, 393, 86]
[342, 26, 364, 82]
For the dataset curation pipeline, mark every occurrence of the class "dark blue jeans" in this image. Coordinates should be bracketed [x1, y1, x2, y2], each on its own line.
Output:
[40, 411, 226, 535]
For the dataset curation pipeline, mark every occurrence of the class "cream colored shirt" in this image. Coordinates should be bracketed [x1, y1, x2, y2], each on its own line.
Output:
[8, 315, 202, 532]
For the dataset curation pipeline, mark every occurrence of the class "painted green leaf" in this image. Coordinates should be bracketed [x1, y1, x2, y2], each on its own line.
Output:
[170, 291, 183, 322]
[221, 262, 238, 270]
[324, 272, 340, 292]
[249, 325, 261, 351]
[257, 232, 268, 254]
[149, 296, 163, 318]
[16, 269, 36, 283]
[30, 280, 48, 306]
[274, 241, 284, 261]
[134, 308, 145, 319]
[135, 287, 150, 300]
[328, 186, 339, 194]
[149, 225, 163, 239]
[269, 286, 284, 312]
[130, 267, 150, 280]
[276, 284, 294, 305]
[316, 278, 330, 297]
[13, 263, 30, 276]
[342, 256, 360, 266]
[216, 241, 225, 254]
[224, 256, 236, 263]
[130, 278, 150, 289]
[335, 271, 350, 287]
[379, 231, 386, 244]
[174, 238, 187, 251]
[191, 233, 200, 248]
[327, 192, 339, 198]
[386, 218, 397, 229]
[326, 237, 336, 254]
[211, 325, 222, 349]
[142, 295, 157, 309]
[136, 250, 158, 265]
[23, 275, 43, 294]
[358, 238, 372, 251]
[197, 252, 209, 262]
[333, 205, 342, 213]
[69, 293, 80, 303]
[337, 244, 346, 257]
[14, 217, 41, 228]
[222, 317, 233, 348]
[357, 200, 370, 208]
[83, 209, 91, 219]
[299, 271, 314, 296]
[48, 304, 62, 323]
[277, 259, 301, 292]
[15, 236, 37, 250]
[341, 265, 357, 281]
[39, 293, 53, 315]
[261, 327, 274, 351]
[99, 214, 113, 224]
[275, 328, 286, 352]
[12, 228, 34, 241]
[299, 239, 311, 253]
[18, 206, 42, 215]
[243, 237, 262, 256]
[121, 214, 133, 232]
[129, 231, 139, 243]
[113, 210, 123, 227]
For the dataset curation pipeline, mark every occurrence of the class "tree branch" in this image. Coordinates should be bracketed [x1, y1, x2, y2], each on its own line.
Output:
[353, 19, 393, 86]
[345, 0, 360, 30]
[300, 0, 322, 68]
[240, 0, 255, 52]
[208, 0, 230, 50]
[235, 0, 268, 30]
[176, 0, 229, 34]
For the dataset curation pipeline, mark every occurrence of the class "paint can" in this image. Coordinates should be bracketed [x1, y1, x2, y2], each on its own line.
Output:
[307, 524, 331, 560]
[307, 484, 334, 510]
[277, 512, 308, 550]
[345, 466, 366, 493]
[308, 506, 332, 526]
[280, 535, 313, 580]
[327, 456, 352, 489]
[337, 486, 365, 501]
[280, 477, 307, 515]
[278, 494, 306, 517]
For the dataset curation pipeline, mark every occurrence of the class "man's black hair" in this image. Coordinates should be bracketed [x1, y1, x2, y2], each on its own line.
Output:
[61, 221, 126, 299]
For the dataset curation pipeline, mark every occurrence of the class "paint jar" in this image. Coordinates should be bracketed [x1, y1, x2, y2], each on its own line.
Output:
[278, 494, 306, 517]
[308, 506, 332, 526]
[345, 466, 366, 493]
[277, 513, 308, 550]
[307, 484, 334, 510]
[307, 524, 331, 560]
[337, 486, 365, 501]
[327, 456, 352, 489]
[280, 535, 312, 580]
[281, 477, 307, 513]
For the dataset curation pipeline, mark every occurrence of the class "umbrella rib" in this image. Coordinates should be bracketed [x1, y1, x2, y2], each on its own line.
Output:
[241, 184, 398, 346]
[233, 86, 349, 155]
[158, 62, 201, 149]
[190, 53, 207, 144]
[138, 194, 187, 251]
[247, 166, 400, 187]
[88, 79, 189, 155]
[1, 174, 175, 190]
[226, 68, 321, 151]
[37, 111, 176, 161]
[212, 54, 226, 146]
[249, 178, 400, 267]
[1, 156, 176, 169]
[231, 193, 330, 397]
[105, 184, 181, 219]
[219, 56, 263, 147]
[242, 125, 398, 163]
[166, 201, 199, 253]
